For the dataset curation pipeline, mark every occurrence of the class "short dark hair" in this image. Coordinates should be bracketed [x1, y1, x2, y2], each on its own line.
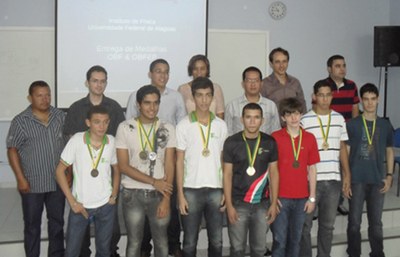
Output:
[86, 105, 109, 120]
[86, 65, 107, 81]
[242, 66, 263, 81]
[149, 59, 169, 72]
[29, 80, 50, 95]
[278, 97, 303, 116]
[360, 83, 379, 98]
[313, 80, 332, 95]
[327, 55, 345, 67]
[269, 47, 290, 63]
[242, 103, 263, 118]
[136, 85, 161, 104]
[191, 77, 214, 97]
[187, 54, 210, 77]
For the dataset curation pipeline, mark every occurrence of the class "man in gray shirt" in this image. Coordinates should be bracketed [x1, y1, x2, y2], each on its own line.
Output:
[225, 66, 281, 136]
[261, 47, 307, 116]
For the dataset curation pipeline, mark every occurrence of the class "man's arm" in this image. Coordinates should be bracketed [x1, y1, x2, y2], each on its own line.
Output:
[267, 161, 279, 224]
[157, 147, 175, 218]
[381, 147, 394, 193]
[110, 164, 121, 205]
[116, 148, 172, 196]
[304, 164, 317, 213]
[352, 104, 359, 118]
[7, 147, 30, 193]
[55, 161, 89, 218]
[223, 162, 238, 224]
[176, 149, 189, 215]
[340, 141, 351, 198]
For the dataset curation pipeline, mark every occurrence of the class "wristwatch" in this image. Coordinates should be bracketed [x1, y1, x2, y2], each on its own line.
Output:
[308, 197, 316, 203]
[110, 195, 118, 200]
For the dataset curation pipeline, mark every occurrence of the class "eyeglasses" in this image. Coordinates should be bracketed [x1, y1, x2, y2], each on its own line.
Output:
[316, 93, 332, 98]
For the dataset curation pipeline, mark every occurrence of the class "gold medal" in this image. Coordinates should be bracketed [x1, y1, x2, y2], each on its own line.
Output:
[368, 144, 374, 152]
[246, 166, 256, 176]
[137, 118, 157, 161]
[362, 115, 376, 153]
[317, 113, 331, 152]
[91, 169, 99, 177]
[322, 141, 329, 151]
[202, 148, 210, 157]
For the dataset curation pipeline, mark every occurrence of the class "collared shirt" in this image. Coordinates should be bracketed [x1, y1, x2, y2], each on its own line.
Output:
[61, 131, 116, 208]
[323, 77, 360, 122]
[261, 73, 307, 114]
[64, 94, 125, 136]
[6, 106, 68, 193]
[225, 94, 281, 136]
[125, 86, 186, 126]
[176, 112, 227, 188]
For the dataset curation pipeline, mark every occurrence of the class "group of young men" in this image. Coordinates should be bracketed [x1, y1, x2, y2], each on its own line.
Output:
[6, 48, 394, 257]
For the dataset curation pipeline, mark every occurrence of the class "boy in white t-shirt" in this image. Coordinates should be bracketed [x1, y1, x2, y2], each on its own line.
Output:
[56, 105, 120, 257]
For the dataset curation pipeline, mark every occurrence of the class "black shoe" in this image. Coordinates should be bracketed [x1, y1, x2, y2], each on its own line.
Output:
[264, 248, 272, 256]
[337, 205, 349, 215]
[140, 251, 151, 257]
[110, 252, 120, 257]
[169, 248, 183, 257]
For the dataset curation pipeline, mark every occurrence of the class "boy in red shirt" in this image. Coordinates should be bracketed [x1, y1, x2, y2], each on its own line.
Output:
[271, 97, 320, 257]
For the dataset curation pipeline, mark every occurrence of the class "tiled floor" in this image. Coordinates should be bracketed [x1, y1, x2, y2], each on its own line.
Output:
[1, 172, 400, 248]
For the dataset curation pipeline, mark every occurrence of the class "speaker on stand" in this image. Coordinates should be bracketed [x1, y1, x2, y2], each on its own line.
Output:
[374, 26, 400, 118]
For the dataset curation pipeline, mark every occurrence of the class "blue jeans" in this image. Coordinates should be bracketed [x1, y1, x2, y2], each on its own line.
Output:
[300, 180, 341, 257]
[65, 202, 116, 257]
[228, 199, 268, 257]
[181, 188, 223, 257]
[20, 187, 65, 257]
[122, 188, 170, 257]
[272, 198, 308, 257]
[346, 183, 385, 257]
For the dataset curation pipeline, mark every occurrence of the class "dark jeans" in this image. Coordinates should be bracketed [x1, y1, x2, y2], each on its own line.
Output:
[300, 180, 341, 257]
[271, 198, 307, 257]
[346, 183, 385, 257]
[21, 187, 65, 257]
[141, 188, 181, 254]
[181, 188, 223, 257]
[66, 202, 116, 257]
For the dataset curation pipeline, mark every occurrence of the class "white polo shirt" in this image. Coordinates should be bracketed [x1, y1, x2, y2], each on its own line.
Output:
[61, 132, 117, 208]
[176, 112, 228, 188]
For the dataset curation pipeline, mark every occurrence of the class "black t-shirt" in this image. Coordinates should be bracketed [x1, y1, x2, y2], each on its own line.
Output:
[223, 131, 278, 203]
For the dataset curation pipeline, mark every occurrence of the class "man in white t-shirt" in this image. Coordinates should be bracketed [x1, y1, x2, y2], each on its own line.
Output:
[56, 105, 121, 257]
[176, 77, 228, 257]
[116, 85, 176, 257]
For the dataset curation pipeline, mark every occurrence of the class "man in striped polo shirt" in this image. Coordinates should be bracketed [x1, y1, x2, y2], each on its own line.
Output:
[7, 81, 68, 257]
[324, 55, 360, 216]
[299, 80, 351, 257]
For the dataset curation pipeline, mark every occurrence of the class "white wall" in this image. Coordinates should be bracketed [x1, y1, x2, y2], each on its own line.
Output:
[1, 0, 399, 185]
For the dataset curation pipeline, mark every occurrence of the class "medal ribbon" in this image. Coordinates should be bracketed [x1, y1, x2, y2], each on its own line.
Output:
[242, 132, 261, 168]
[288, 128, 302, 162]
[85, 131, 106, 171]
[137, 118, 157, 152]
[362, 115, 376, 146]
[192, 112, 212, 151]
[317, 112, 331, 145]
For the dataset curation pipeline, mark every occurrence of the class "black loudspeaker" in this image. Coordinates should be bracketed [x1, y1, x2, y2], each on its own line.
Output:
[374, 26, 400, 67]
